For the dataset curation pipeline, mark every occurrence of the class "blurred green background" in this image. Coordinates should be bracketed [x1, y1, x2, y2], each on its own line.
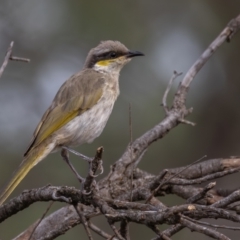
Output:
[0, 1, 240, 239]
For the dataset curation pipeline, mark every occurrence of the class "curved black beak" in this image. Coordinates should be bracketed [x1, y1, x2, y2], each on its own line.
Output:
[127, 50, 144, 58]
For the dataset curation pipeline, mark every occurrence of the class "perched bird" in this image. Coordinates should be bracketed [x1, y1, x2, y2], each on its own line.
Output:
[0, 40, 144, 205]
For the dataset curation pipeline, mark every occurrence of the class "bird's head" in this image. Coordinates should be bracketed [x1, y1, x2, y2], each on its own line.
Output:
[84, 40, 144, 74]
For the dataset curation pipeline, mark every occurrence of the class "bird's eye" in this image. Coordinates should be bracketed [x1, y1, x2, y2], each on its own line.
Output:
[110, 52, 116, 58]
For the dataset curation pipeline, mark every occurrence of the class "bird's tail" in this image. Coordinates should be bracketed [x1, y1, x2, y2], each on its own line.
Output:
[0, 141, 55, 206]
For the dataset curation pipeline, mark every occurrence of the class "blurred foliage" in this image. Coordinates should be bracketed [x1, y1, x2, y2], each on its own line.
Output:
[0, 1, 240, 239]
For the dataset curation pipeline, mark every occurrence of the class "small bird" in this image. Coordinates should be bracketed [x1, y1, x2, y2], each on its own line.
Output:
[0, 40, 144, 205]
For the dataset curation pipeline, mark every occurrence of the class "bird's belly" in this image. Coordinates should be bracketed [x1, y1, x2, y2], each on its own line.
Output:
[56, 97, 115, 147]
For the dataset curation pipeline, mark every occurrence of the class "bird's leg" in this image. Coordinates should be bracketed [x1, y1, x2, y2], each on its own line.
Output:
[62, 146, 93, 162]
[62, 146, 103, 178]
[61, 148, 85, 184]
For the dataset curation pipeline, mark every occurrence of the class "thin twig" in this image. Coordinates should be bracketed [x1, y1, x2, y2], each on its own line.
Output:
[213, 189, 240, 208]
[178, 118, 196, 126]
[182, 215, 240, 231]
[9, 56, 30, 62]
[28, 201, 54, 240]
[155, 224, 183, 240]
[108, 220, 125, 240]
[169, 167, 240, 185]
[120, 219, 130, 240]
[187, 182, 216, 203]
[162, 71, 182, 114]
[73, 204, 93, 240]
[0, 41, 14, 79]
[180, 216, 230, 240]
[146, 155, 206, 203]
[88, 221, 113, 239]
[148, 224, 162, 236]
[129, 103, 134, 202]
[152, 233, 172, 240]
[162, 155, 206, 185]
[0, 41, 30, 80]
[161, 235, 172, 240]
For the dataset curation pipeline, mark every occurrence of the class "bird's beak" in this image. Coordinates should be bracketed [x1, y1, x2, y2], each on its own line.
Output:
[126, 50, 144, 58]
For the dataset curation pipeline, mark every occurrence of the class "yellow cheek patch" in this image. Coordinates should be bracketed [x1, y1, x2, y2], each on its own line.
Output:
[96, 60, 113, 66]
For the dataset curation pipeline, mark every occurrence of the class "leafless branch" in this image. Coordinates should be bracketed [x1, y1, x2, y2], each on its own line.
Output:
[88, 221, 116, 239]
[73, 204, 93, 240]
[187, 182, 216, 203]
[180, 216, 230, 240]
[28, 202, 54, 240]
[120, 220, 130, 240]
[0, 41, 30, 80]
[162, 70, 182, 114]
[0, 41, 14, 79]
[85, 147, 103, 184]
[183, 215, 240, 231]
[9, 56, 30, 62]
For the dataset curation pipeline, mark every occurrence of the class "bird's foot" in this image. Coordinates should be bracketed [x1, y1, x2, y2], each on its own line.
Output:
[52, 189, 71, 203]
[61, 146, 104, 196]
[88, 159, 104, 178]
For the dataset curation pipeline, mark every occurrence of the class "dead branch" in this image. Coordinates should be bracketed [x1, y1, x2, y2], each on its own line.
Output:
[0, 41, 30, 79]
[0, 41, 14, 79]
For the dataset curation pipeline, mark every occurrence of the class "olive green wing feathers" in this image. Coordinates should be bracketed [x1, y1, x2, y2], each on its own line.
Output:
[24, 69, 105, 156]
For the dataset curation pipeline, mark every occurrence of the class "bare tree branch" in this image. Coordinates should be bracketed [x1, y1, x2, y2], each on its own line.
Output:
[0, 41, 30, 80]
[0, 41, 14, 79]
[180, 216, 230, 240]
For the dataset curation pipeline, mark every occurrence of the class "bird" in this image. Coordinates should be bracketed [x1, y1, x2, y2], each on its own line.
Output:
[0, 40, 144, 205]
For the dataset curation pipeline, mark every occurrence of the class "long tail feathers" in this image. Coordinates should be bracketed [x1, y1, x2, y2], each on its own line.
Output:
[0, 142, 54, 206]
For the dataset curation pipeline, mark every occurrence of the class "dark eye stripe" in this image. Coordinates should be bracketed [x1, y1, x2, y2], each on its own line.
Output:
[98, 51, 122, 60]
[87, 51, 125, 68]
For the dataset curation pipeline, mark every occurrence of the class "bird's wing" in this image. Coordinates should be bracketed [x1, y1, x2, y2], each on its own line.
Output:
[24, 69, 105, 156]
